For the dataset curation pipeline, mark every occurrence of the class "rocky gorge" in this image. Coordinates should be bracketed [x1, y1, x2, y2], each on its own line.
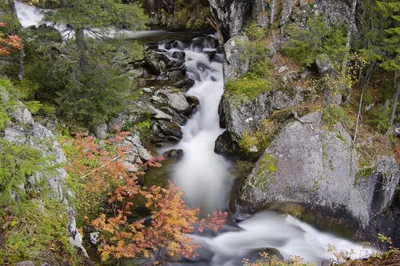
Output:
[2, 0, 400, 264]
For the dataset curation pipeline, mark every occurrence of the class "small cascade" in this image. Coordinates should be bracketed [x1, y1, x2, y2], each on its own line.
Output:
[11, 3, 378, 261]
[160, 36, 378, 265]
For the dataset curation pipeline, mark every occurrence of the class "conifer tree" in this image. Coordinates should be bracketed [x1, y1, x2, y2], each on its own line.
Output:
[43, 0, 149, 71]
[375, 0, 400, 132]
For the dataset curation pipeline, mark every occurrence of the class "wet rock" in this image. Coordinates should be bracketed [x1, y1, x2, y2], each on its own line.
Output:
[165, 149, 184, 159]
[203, 35, 219, 48]
[159, 106, 188, 125]
[157, 120, 182, 138]
[172, 51, 186, 60]
[145, 43, 159, 50]
[214, 131, 240, 156]
[174, 78, 195, 89]
[235, 113, 400, 242]
[143, 53, 161, 76]
[186, 95, 200, 109]
[162, 39, 180, 50]
[168, 69, 186, 83]
[153, 88, 190, 113]
[151, 107, 173, 121]
[154, 52, 171, 65]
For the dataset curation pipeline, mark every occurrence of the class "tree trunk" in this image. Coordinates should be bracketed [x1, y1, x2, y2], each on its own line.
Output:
[343, 0, 357, 104]
[353, 63, 374, 146]
[270, 0, 276, 25]
[75, 28, 87, 72]
[390, 71, 400, 126]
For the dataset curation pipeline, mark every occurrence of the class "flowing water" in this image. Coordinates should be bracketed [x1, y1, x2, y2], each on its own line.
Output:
[160, 39, 378, 265]
[13, 3, 378, 264]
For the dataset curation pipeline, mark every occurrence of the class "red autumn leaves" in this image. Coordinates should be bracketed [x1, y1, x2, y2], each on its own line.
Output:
[0, 22, 22, 56]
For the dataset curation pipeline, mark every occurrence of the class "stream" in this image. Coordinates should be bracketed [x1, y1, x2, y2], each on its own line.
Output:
[14, 2, 378, 265]
[158, 38, 377, 265]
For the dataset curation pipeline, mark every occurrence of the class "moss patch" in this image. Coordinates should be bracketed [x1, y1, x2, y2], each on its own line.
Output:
[253, 154, 278, 188]
[225, 73, 272, 101]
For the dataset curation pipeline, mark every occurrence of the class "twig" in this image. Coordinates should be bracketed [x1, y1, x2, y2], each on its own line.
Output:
[80, 155, 121, 179]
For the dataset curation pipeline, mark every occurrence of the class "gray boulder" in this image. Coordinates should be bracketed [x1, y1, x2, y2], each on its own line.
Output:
[223, 36, 249, 82]
[153, 87, 190, 113]
[91, 123, 108, 139]
[234, 112, 400, 241]
[316, 54, 334, 77]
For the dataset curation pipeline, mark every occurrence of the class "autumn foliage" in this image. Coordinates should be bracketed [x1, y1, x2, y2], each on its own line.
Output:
[67, 131, 227, 264]
[0, 22, 22, 56]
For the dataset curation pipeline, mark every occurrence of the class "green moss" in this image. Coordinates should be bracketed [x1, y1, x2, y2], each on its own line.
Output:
[355, 166, 374, 185]
[225, 73, 272, 100]
[133, 119, 151, 138]
[253, 154, 278, 188]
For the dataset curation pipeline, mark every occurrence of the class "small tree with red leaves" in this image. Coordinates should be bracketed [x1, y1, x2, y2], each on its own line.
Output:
[0, 22, 22, 56]
[67, 131, 227, 265]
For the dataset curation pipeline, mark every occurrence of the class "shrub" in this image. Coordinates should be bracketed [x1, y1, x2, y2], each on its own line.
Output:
[281, 16, 347, 69]
[322, 104, 354, 129]
[57, 67, 137, 125]
[366, 101, 391, 134]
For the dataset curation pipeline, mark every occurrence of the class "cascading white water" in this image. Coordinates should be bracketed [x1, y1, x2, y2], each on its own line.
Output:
[161, 39, 378, 265]
[12, 3, 379, 262]
[161, 44, 232, 213]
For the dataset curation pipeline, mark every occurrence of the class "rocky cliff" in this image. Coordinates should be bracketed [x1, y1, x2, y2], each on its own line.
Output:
[211, 0, 400, 247]
[0, 86, 86, 259]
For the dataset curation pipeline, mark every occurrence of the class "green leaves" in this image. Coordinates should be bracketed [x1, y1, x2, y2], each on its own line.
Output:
[45, 0, 149, 31]
[282, 16, 347, 69]
[57, 66, 136, 125]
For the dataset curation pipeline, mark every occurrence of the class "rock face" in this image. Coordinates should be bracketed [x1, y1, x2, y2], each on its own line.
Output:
[208, 0, 254, 41]
[209, 0, 359, 41]
[0, 88, 86, 256]
[141, 0, 210, 30]
[216, 86, 309, 156]
[223, 36, 249, 82]
[234, 112, 400, 243]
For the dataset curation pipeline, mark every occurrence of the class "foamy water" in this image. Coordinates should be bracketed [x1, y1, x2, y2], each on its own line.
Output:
[161, 38, 378, 265]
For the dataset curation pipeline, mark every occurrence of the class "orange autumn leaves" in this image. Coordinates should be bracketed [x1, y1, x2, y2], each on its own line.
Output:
[0, 22, 22, 56]
[69, 131, 227, 264]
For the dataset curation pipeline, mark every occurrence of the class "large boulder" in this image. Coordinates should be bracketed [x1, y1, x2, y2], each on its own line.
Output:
[152, 87, 190, 113]
[216, 86, 308, 156]
[234, 112, 400, 243]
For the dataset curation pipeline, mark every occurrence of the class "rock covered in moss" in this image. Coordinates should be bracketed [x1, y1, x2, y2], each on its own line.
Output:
[223, 36, 249, 82]
[234, 112, 400, 244]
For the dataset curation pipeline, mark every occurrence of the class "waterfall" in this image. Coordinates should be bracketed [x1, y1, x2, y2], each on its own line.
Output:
[12, 2, 378, 261]
[161, 37, 378, 265]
